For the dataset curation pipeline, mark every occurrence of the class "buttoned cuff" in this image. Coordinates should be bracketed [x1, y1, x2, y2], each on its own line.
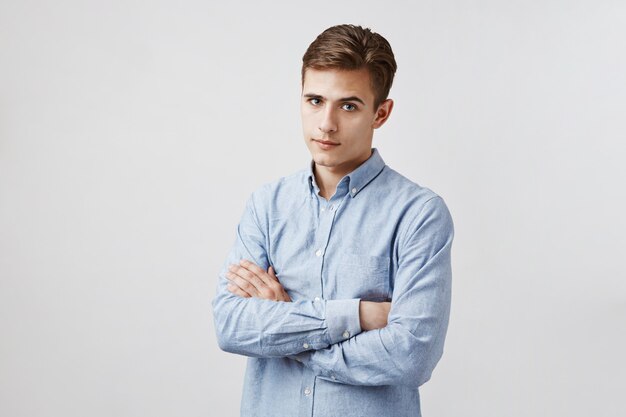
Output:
[324, 299, 362, 345]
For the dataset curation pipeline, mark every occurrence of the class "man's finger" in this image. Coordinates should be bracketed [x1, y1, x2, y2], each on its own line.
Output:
[229, 264, 276, 296]
[239, 259, 274, 286]
[267, 266, 291, 301]
[268, 266, 280, 282]
[230, 261, 291, 302]
[227, 283, 252, 298]
[226, 270, 260, 297]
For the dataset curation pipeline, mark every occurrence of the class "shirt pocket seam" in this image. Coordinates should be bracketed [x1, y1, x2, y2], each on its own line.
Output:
[336, 253, 390, 301]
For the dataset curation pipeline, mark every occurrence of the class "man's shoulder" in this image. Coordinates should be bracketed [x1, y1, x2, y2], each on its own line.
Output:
[378, 165, 443, 208]
[245, 168, 309, 220]
[378, 166, 454, 240]
[250, 168, 309, 200]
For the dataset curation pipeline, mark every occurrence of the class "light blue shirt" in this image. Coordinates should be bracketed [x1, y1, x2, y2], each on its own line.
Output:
[213, 149, 454, 417]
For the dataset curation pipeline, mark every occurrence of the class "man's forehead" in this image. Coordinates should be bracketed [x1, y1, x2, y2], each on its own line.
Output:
[302, 68, 374, 102]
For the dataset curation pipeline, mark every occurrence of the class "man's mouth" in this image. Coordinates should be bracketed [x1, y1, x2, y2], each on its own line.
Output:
[313, 139, 340, 146]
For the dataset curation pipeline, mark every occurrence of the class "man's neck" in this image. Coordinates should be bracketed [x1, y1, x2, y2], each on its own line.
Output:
[313, 165, 345, 200]
[312, 151, 373, 200]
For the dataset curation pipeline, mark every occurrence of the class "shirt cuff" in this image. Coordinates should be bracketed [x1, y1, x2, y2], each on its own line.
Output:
[324, 299, 362, 345]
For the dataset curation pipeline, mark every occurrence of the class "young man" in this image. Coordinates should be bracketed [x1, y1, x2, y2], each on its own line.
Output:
[212, 24, 454, 417]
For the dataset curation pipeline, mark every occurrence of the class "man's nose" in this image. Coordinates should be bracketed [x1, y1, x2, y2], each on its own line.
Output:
[318, 107, 338, 133]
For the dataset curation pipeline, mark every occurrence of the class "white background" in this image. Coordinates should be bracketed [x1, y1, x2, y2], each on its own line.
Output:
[1, 1, 625, 416]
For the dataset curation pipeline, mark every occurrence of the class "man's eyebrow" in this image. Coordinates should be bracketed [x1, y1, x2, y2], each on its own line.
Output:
[340, 96, 366, 106]
[303, 93, 366, 106]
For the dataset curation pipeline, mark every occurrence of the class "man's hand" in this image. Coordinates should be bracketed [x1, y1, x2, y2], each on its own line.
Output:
[226, 259, 292, 302]
[359, 301, 391, 331]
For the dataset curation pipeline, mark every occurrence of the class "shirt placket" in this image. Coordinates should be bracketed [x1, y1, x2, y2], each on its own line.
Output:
[299, 194, 344, 417]
[314, 198, 340, 300]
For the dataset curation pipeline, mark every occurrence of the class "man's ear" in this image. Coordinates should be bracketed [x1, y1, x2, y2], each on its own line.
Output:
[372, 99, 394, 129]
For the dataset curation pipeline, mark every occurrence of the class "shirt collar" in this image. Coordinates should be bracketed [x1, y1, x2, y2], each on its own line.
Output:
[307, 148, 386, 198]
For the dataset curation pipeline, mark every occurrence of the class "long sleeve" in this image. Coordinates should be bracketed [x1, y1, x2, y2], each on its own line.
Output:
[294, 196, 454, 388]
[212, 192, 362, 358]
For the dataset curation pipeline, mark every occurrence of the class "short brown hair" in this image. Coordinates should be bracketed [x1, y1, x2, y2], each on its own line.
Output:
[301, 24, 397, 108]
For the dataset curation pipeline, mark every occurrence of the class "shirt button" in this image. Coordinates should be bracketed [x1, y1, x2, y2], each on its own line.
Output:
[314, 297, 321, 302]
[315, 249, 323, 257]
[304, 387, 312, 396]
[303, 343, 309, 349]
[329, 205, 335, 211]
[320, 207, 325, 212]
[342, 331, 350, 338]
[351, 188, 357, 194]
[331, 374, 336, 380]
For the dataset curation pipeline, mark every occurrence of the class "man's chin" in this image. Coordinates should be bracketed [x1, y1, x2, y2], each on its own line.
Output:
[311, 154, 335, 168]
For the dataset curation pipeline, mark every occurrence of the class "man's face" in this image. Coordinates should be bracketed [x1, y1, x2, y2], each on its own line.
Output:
[301, 68, 392, 178]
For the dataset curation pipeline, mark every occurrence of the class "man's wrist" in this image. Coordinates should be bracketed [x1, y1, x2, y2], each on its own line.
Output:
[325, 299, 362, 344]
[359, 301, 391, 331]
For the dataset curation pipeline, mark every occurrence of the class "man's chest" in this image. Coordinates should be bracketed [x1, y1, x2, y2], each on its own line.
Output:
[266, 198, 401, 301]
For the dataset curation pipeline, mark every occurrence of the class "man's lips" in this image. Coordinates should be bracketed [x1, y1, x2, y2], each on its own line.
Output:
[313, 139, 340, 145]
[312, 139, 340, 150]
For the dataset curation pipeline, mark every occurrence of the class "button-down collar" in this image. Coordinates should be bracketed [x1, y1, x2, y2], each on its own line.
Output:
[307, 148, 386, 198]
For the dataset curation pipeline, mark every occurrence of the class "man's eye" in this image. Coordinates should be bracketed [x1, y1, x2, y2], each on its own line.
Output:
[309, 98, 321, 106]
[342, 103, 357, 111]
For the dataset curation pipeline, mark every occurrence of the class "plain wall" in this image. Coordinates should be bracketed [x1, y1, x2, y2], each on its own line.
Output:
[1, 1, 625, 416]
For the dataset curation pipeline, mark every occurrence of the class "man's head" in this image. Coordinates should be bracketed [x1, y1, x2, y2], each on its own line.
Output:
[302, 24, 397, 109]
[300, 24, 397, 178]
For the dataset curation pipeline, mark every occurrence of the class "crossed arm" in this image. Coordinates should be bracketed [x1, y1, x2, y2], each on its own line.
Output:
[226, 259, 391, 331]
[212, 194, 373, 358]
[212, 193, 453, 387]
